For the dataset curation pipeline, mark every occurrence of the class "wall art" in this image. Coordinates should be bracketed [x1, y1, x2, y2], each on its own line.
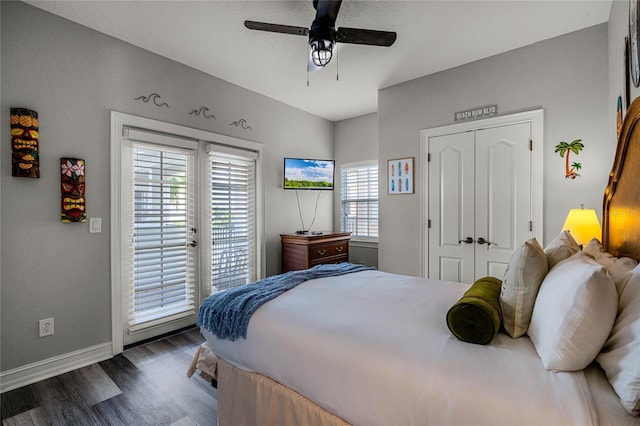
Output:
[189, 106, 216, 119]
[554, 139, 584, 180]
[10, 108, 40, 178]
[630, 0, 640, 87]
[60, 158, 86, 223]
[134, 93, 169, 108]
[617, 96, 624, 139]
[388, 157, 414, 194]
[230, 118, 252, 130]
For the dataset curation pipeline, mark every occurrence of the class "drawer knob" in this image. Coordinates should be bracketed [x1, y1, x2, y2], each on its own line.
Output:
[317, 249, 326, 255]
[336, 246, 343, 252]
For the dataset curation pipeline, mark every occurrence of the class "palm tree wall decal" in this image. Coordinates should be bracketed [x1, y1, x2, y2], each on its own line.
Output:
[554, 139, 584, 179]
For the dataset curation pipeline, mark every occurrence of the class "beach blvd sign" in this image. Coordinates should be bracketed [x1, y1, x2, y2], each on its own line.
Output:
[454, 105, 498, 122]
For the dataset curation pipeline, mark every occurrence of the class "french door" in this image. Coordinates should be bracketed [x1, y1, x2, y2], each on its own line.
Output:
[111, 112, 263, 351]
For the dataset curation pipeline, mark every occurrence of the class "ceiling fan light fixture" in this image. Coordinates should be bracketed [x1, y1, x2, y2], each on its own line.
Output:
[310, 39, 334, 67]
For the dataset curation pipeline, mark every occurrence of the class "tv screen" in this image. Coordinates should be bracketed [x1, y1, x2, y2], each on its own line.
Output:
[283, 158, 335, 190]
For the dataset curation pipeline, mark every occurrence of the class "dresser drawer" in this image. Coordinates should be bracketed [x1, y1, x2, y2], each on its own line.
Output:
[309, 241, 349, 261]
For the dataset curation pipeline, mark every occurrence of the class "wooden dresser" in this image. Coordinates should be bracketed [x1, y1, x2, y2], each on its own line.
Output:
[281, 232, 351, 272]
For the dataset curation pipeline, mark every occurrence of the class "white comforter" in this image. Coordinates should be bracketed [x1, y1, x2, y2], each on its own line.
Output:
[203, 270, 598, 425]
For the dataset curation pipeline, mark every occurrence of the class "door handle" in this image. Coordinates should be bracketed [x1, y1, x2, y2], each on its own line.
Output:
[476, 237, 492, 246]
[458, 237, 474, 244]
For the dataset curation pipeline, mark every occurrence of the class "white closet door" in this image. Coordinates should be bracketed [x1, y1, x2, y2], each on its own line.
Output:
[428, 131, 476, 283]
[474, 122, 532, 280]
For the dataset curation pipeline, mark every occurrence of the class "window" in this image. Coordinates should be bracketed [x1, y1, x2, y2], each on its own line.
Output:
[208, 148, 257, 293]
[341, 161, 378, 239]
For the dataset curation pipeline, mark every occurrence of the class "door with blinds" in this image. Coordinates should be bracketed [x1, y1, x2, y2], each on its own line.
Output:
[115, 118, 261, 348]
[123, 131, 199, 346]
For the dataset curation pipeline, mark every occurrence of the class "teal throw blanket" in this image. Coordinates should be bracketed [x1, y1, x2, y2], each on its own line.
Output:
[198, 262, 374, 341]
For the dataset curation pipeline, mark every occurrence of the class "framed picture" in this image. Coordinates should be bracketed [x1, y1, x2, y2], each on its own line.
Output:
[388, 157, 414, 194]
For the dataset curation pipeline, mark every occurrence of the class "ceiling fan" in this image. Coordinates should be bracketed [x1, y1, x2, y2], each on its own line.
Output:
[244, 0, 397, 72]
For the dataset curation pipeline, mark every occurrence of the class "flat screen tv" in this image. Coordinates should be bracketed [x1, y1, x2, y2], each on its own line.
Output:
[283, 157, 335, 190]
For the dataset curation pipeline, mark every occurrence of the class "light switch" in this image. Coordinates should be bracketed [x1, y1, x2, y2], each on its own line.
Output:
[89, 217, 102, 233]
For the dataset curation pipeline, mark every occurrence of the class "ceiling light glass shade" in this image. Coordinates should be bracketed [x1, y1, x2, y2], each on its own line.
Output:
[310, 39, 334, 67]
[561, 206, 602, 246]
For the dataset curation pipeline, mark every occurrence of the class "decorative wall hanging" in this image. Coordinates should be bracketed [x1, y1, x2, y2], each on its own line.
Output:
[554, 139, 584, 180]
[189, 107, 216, 119]
[388, 157, 414, 194]
[625, 37, 631, 108]
[10, 108, 40, 178]
[134, 93, 169, 108]
[617, 96, 624, 139]
[230, 118, 252, 130]
[630, 0, 640, 87]
[60, 158, 86, 223]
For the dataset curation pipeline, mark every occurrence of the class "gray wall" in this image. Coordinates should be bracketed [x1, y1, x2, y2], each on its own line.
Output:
[1, 1, 333, 371]
[333, 112, 379, 268]
[378, 24, 610, 275]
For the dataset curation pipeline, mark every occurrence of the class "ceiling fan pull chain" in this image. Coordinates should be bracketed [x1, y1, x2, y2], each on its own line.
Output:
[336, 44, 339, 81]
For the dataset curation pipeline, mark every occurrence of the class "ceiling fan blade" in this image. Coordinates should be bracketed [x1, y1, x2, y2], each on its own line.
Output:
[336, 27, 397, 46]
[244, 20, 308, 37]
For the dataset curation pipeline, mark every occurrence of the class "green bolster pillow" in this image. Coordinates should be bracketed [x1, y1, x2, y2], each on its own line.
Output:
[446, 276, 503, 345]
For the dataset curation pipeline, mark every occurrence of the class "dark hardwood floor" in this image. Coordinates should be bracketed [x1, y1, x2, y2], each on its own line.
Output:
[1, 328, 218, 425]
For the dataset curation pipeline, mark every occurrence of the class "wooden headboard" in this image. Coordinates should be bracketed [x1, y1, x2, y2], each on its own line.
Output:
[603, 96, 640, 260]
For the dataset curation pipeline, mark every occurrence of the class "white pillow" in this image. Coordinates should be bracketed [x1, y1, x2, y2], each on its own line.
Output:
[583, 237, 604, 258]
[527, 252, 617, 371]
[597, 264, 640, 416]
[500, 238, 548, 338]
[582, 238, 638, 291]
[544, 230, 580, 270]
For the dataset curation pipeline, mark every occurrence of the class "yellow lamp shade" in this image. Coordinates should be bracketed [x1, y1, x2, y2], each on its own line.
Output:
[562, 207, 602, 246]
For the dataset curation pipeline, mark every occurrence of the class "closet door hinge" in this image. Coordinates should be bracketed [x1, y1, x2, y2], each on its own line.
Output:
[529, 221, 533, 232]
[529, 139, 533, 151]
[428, 219, 432, 228]
[427, 153, 431, 162]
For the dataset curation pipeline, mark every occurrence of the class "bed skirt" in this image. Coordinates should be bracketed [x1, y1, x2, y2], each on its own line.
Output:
[188, 342, 350, 426]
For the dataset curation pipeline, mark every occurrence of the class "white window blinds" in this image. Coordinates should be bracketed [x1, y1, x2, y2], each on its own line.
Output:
[341, 161, 379, 239]
[126, 137, 197, 332]
[209, 148, 257, 293]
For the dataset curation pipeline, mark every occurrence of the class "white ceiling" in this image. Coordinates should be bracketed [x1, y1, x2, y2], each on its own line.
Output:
[26, 0, 612, 121]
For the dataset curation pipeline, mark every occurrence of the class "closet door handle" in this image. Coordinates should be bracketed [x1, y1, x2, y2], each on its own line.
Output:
[476, 237, 492, 246]
[458, 237, 474, 244]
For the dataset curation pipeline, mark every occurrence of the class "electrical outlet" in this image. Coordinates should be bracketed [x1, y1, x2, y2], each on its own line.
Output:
[39, 318, 54, 337]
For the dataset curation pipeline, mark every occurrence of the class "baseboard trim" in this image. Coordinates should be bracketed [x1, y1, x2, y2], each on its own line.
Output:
[0, 342, 113, 393]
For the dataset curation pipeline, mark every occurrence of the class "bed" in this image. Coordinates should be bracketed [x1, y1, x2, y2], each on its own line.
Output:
[191, 99, 640, 426]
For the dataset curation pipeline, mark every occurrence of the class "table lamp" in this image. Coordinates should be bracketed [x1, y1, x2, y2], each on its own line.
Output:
[561, 205, 602, 247]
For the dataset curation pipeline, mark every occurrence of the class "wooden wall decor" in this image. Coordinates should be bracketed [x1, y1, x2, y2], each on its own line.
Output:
[60, 158, 86, 223]
[10, 108, 40, 178]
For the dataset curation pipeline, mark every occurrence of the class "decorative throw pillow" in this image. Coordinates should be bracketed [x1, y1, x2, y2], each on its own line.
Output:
[544, 230, 580, 270]
[500, 238, 548, 338]
[597, 264, 640, 416]
[446, 276, 503, 345]
[527, 252, 617, 372]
